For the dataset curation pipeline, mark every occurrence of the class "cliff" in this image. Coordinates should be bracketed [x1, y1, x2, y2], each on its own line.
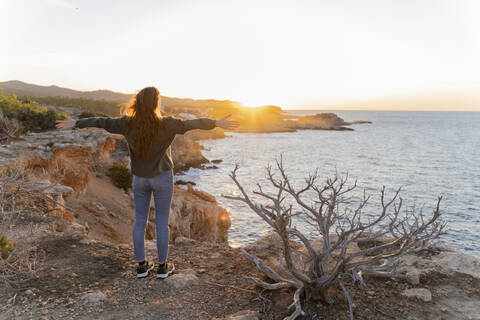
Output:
[0, 128, 230, 245]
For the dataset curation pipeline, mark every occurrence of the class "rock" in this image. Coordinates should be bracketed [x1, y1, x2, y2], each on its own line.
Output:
[186, 184, 217, 202]
[406, 269, 421, 285]
[243, 233, 281, 259]
[41, 185, 74, 197]
[171, 135, 209, 172]
[224, 310, 260, 320]
[82, 291, 106, 304]
[164, 270, 199, 289]
[169, 186, 231, 243]
[24, 289, 33, 295]
[174, 236, 197, 246]
[430, 251, 480, 278]
[79, 238, 89, 245]
[400, 248, 480, 280]
[401, 288, 432, 302]
[65, 222, 87, 237]
[0, 129, 121, 194]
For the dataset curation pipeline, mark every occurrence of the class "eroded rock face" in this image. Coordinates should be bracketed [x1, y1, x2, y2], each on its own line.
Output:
[169, 186, 231, 243]
[0, 129, 120, 193]
[171, 135, 209, 172]
[1, 128, 232, 244]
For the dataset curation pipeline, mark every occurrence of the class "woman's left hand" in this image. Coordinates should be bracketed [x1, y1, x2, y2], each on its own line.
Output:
[56, 118, 76, 130]
[216, 114, 239, 130]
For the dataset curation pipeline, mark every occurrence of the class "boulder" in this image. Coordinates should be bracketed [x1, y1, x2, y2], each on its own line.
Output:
[169, 186, 231, 243]
[163, 269, 199, 289]
[82, 291, 106, 304]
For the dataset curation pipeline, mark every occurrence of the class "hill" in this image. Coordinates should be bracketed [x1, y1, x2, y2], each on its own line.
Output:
[0, 80, 242, 110]
[0, 80, 132, 102]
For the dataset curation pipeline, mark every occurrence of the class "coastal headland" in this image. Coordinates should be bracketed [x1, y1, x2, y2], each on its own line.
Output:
[0, 81, 478, 319]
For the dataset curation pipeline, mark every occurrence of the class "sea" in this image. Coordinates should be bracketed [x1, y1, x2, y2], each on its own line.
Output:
[180, 110, 480, 257]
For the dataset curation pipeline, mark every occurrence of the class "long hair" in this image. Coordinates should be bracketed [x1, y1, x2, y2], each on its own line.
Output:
[123, 86, 162, 159]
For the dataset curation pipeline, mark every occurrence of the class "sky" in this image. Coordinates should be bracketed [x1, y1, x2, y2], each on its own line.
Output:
[1, 0, 480, 110]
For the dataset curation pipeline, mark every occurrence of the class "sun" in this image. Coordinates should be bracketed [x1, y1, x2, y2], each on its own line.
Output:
[239, 96, 279, 108]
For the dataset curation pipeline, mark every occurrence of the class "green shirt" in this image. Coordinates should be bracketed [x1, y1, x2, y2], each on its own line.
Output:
[75, 116, 217, 177]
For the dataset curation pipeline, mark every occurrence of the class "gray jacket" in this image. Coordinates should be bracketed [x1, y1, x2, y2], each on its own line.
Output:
[75, 116, 216, 177]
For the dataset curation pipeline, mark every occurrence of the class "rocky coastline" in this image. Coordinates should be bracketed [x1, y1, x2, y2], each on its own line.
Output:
[1, 123, 479, 320]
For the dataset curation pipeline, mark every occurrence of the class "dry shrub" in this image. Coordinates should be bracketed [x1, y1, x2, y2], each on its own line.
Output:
[0, 109, 21, 143]
[25, 146, 95, 194]
[0, 167, 49, 292]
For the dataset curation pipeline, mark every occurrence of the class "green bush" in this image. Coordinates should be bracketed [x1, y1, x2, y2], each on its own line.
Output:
[29, 96, 124, 117]
[0, 235, 15, 260]
[108, 162, 132, 191]
[0, 93, 66, 133]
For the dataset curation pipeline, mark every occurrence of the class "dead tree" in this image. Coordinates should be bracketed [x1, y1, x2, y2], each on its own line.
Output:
[225, 157, 445, 320]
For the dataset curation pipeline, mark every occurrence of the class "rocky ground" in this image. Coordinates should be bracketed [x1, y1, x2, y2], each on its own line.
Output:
[0, 128, 479, 320]
[1, 226, 479, 320]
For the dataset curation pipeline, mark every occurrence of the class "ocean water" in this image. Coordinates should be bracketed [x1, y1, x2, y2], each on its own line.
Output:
[181, 111, 480, 257]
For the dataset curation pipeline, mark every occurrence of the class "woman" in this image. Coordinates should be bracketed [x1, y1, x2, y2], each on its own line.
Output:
[56, 86, 238, 279]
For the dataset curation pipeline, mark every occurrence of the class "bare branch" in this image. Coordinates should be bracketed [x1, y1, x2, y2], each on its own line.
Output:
[225, 160, 445, 320]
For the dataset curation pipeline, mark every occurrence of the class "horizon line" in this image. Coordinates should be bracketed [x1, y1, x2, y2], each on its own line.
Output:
[2, 79, 480, 112]
[282, 107, 480, 112]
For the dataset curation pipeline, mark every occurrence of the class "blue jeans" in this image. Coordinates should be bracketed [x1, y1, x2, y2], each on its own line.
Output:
[132, 169, 173, 263]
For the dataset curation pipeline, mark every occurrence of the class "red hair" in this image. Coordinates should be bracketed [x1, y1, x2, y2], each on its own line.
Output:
[123, 87, 162, 159]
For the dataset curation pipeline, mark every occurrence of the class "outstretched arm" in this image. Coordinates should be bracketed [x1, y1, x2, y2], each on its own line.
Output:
[215, 114, 239, 130]
[56, 117, 127, 135]
[165, 114, 239, 135]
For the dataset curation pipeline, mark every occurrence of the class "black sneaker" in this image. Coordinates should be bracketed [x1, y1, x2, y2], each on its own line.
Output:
[157, 262, 175, 279]
[136, 261, 154, 278]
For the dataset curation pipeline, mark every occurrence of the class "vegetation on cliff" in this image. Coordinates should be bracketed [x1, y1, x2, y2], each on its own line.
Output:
[0, 235, 15, 260]
[107, 162, 133, 191]
[31, 96, 122, 117]
[0, 92, 67, 135]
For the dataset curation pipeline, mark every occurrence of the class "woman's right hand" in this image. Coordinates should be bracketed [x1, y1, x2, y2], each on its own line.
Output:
[55, 118, 76, 130]
[216, 114, 239, 130]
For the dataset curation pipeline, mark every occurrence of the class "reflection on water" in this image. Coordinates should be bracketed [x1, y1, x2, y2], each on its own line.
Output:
[181, 111, 480, 257]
